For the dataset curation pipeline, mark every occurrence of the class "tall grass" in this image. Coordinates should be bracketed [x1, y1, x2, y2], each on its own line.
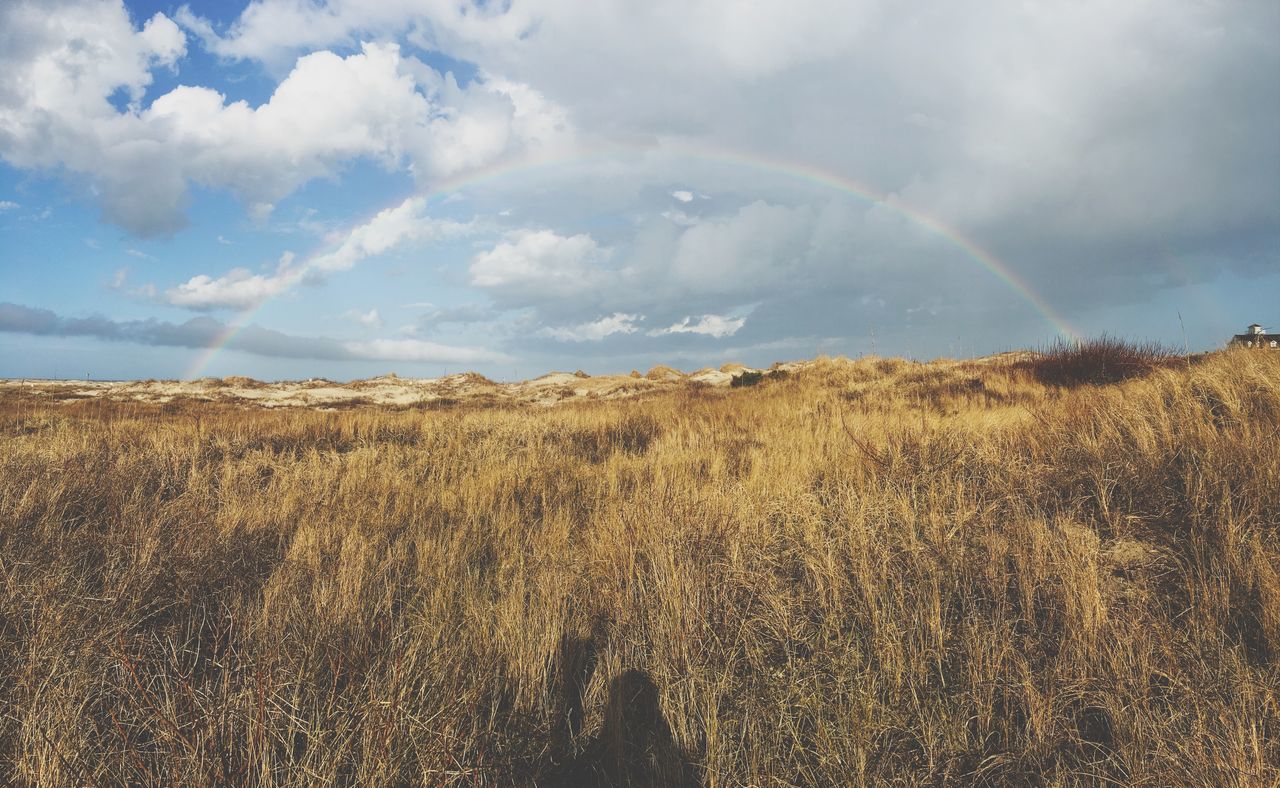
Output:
[0, 349, 1277, 785]
[1020, 335, 1180, 387]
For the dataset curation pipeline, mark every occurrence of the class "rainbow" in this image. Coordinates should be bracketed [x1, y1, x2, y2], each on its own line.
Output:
[184, 142, 1079, 379]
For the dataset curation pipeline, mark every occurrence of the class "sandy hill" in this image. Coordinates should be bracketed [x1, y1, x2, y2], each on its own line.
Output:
[0, 360, 783, 409]
[0, 354, 1032, 410]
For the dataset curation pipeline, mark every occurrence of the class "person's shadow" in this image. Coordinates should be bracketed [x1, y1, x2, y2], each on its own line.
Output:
[548, 635, 698, 786]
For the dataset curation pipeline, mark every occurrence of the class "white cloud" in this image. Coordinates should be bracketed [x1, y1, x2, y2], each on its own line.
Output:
[138, 12, 187, 69]
[0, 3, 571, 236]
[308, 197, 476, 274]
[0, 2, 189, 234]
[671, 190, 694, 203]
[0, 200, 19, 211]
[160, 197, 479, 311]
[469, 229, 609, 298]
[343, 308, 383, 329]
[649, 313, 746, 338]
[126, 248, 155, 260]
[164, 252, 300, 311]
[141, 41, 541, 214]
[542, 312, 643, 342]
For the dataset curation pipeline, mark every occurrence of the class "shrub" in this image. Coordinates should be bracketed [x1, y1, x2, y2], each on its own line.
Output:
[1021, 335, 1177, 387]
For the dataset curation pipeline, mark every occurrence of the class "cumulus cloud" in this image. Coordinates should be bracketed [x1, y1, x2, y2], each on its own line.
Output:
[469, 229, 610, 299]
[164, 252, 301, 311]
[671, 190, 693, 203]
[0, 302, 508, 364]
[649, 313, 746, 338]
[0, 201, 19, 211]
[0, 1, 571, 236]
[307, 197, 477, 274]
[541, 312, 643, 342]
[160, 198, 478, 311]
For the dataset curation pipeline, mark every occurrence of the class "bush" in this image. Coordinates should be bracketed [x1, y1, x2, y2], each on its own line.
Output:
[1022, 335, 1177, 387]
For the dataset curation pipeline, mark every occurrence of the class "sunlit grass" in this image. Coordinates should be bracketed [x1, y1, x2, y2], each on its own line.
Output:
[1, 348, 1277, 784]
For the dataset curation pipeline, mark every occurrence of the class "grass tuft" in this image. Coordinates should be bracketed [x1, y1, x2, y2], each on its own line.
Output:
[1022, 334, 1179, 387]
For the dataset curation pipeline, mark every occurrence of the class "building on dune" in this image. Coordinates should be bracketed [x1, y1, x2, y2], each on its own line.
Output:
[1232, 323, 1279, 348]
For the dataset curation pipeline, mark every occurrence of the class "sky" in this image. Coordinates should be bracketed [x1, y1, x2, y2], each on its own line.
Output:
[1, 0, 1277, 381]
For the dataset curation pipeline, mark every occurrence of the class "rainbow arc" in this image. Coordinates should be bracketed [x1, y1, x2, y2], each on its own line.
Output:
[185, 143, 1078, 379]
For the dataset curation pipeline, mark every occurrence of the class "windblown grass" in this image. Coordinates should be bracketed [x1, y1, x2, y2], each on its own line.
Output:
[0, 349, 1276, 785]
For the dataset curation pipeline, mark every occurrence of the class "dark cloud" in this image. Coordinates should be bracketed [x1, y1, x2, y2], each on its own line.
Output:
[0, 302, 320, 358]
[0, 303, 504, 364]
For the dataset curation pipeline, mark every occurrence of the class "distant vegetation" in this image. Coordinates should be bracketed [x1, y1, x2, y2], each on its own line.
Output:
[0, 348, 1276, 785]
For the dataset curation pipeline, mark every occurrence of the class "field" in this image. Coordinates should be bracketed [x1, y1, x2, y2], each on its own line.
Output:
[1, 347, 1277, 785]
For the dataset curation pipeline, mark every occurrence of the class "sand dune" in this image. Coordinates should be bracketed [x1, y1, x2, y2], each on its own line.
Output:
[0, 354, 1042, 409]
[1, 361, 813, 409]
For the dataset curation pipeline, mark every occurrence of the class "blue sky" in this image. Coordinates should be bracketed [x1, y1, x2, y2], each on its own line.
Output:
[1, 0, 1277, 380]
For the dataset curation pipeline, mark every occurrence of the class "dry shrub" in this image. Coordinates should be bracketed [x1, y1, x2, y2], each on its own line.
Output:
[0, 348, 1277, 785]
[1022, 335, 1179, 387]
[729, 370, 764, 388]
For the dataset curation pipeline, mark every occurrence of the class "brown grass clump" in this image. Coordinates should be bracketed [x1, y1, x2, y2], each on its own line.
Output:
[0, 348, 1277, 785]
[1021, 335, 1180, 387]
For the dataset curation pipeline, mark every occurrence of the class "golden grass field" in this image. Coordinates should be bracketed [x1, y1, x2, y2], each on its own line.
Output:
[1, 347, 1277, 785]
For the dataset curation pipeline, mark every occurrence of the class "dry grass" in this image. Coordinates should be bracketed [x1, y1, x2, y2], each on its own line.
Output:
[0, 349, 1277, 786]
[1019, 336, 1182, 387]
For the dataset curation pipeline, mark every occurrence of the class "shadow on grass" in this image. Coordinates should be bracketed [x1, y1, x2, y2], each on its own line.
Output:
[548, 634, 697, 786]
